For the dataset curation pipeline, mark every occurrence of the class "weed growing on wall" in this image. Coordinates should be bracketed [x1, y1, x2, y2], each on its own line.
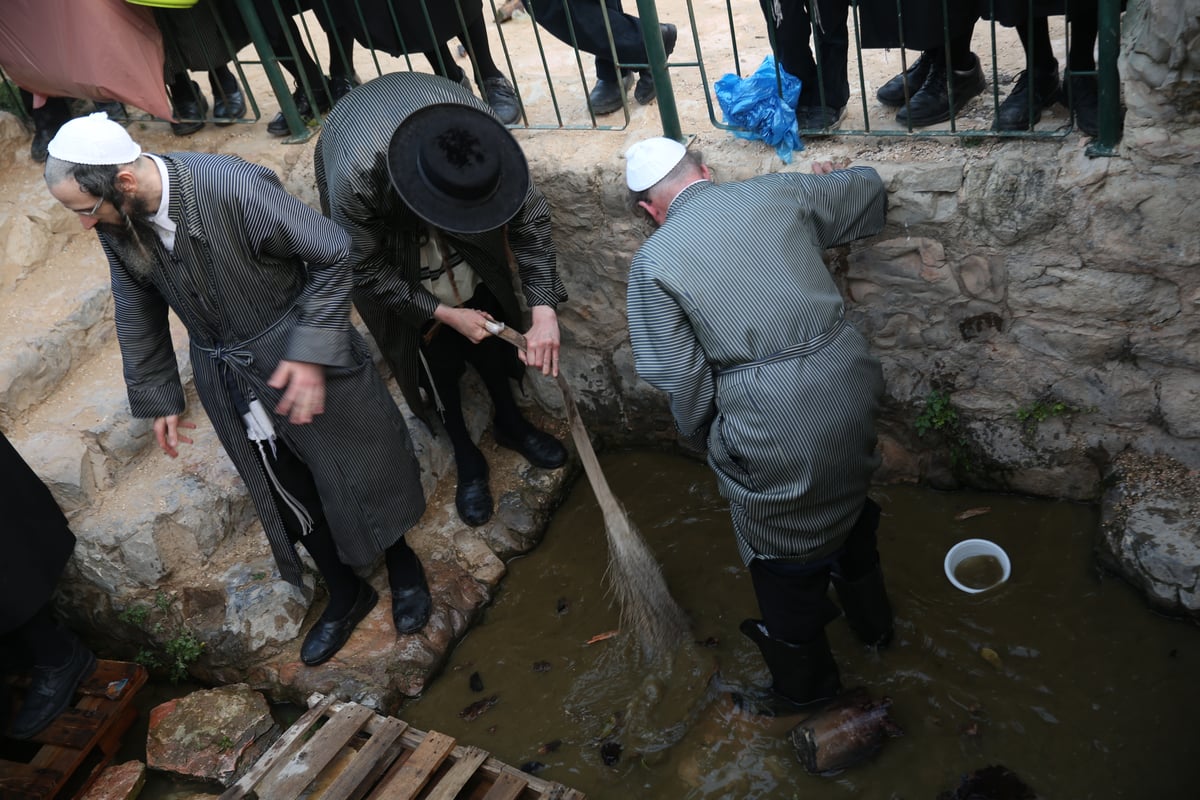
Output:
[118, 591, 206, 682]
[915, 391, 973, 472]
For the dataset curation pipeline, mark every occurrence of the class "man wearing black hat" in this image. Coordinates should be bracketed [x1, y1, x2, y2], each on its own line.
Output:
[315, 72, 569, 529]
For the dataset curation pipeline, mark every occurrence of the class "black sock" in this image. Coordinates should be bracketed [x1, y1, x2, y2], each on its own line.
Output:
[948, 34, 974, 71]
[385, 537, 425, 592]
[299, 522, 362, 619]
[1018, 19, 1057, 73]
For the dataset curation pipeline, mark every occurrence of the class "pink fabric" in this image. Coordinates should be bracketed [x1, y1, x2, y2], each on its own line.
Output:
[0, 0, 174, 120]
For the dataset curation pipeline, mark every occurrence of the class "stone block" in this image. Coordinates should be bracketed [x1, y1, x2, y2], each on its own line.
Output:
[146, 684, 279, 787]
[1158, 369, 1200, 438]
[78, 760, 146, 800]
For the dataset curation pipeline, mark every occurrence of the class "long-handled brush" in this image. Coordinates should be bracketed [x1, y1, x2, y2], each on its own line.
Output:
[485, 319, 690, 662]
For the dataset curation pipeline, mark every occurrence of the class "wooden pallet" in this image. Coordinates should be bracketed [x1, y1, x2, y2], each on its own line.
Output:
[220, 693, 586, 800]
[0, 659, 148, 800]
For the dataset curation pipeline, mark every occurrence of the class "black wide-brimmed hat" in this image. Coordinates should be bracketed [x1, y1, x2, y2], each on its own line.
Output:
[386, 102, 530, 234]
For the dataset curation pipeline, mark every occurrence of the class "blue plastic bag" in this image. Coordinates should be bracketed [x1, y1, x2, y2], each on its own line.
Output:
[714, 54, 804, 163]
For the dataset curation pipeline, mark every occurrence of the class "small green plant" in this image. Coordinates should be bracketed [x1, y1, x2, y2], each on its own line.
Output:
[164, 631, 205, 683]
[1016, 399, 1080, 433]
[217, 735, 235, 751]
[251, 571, 267, 581]
[119, 592, 204, 682]
[914, 391, 972, 471]
[915, 391, 959, 437]
[119, 604, 150, 627]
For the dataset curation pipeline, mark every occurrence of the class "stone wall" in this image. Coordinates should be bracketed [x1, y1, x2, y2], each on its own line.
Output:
[2, 0, 1195, 698]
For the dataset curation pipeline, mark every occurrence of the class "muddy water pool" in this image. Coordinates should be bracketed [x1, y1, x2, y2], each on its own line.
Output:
[399, 449, 1200, 799]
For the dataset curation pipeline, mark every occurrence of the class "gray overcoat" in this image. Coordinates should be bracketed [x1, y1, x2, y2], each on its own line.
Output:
[627, 167, 887, 566]
[100, 152, 425, 586]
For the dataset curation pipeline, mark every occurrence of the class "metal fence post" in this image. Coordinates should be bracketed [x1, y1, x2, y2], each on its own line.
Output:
[1089, 0, 1122, 157]
[634, 0, 682, 141]
[233, 0, 311, 141]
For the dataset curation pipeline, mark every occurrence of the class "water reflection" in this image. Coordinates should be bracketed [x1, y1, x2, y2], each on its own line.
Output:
[400, 450, 1200, 799]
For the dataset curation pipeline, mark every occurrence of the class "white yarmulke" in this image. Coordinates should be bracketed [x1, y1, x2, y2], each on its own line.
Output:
[625, 137, 687, 192]
[47, 112, 141, 166]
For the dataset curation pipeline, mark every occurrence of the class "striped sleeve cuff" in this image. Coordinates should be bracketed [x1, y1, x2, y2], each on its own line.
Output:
[128, 383, 187, 419]
[285, 325, 353, 368]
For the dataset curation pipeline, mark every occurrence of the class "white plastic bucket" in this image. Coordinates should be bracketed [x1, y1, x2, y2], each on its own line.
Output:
[944, 538, 1011, 594]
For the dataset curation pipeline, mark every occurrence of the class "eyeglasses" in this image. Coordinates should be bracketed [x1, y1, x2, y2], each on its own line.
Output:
[75, 195, 104, 217]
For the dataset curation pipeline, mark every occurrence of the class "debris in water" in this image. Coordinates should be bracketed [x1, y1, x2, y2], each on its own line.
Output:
[955, 507, 993, 520]
[960, 721, 981, 738]
[936, 764, 1038, 799]
[469, 671, 484, 692]
[520, 761, 546, 774]
[600, 741, 622, 767]
[532, 660, 552, 672]
[486, 725, 498, 734]
[538, 739, 562, 755]
[556, 597, 569, 614]
[696, 636, 720, 648]
[980, 647, 1003, 669]
[459, 694, 499, 721]
[586, 630, 619, 645]
[788, 688, 904, 775]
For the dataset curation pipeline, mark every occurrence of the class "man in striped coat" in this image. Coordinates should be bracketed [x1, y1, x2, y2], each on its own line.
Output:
[315, 72, 568, 529]
[624, 138, 894, 708]
[43, 113, 431, 667]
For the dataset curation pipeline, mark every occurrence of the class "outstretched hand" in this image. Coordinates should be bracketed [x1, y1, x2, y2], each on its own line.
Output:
[154, 415, 196, 458]
[268, 360, 326, 425]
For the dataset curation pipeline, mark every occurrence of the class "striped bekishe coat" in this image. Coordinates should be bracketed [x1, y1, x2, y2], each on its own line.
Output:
[100, 153, 425, 586]
[627, 167, 888, 566]
[314, 72, 566, 423]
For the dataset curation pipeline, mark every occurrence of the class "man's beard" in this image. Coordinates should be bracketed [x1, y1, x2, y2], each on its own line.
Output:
[96, 190, 161, 279]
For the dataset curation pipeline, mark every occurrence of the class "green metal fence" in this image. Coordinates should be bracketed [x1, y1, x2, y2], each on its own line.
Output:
[2, 0, 1124, 155]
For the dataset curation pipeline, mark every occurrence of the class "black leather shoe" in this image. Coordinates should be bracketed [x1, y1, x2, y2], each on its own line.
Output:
[493, 425, 567, 469]
[267, 83, 331, 136]
[456, 473, 493, 527]
[877, 53, 932, 107]
[9, 635, 96, 739]
[796, 104, 845, 132]
[170, 80, 208, 136]
[300, 580, 377, 666]
[329, 74, 360, 104]
[391, 566, 432, 635]
[212, 89, 245, 126]
[896, 53, 986, 128]
[482, 75, 521, 125]
[994, 63, 1060, 131]
[634, 23, 679, 105]
[588, 72, 634, 116]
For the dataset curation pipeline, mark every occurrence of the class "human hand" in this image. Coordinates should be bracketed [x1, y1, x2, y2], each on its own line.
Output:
[437, 305, 496, 344]
[812, 158, 852, 174]
[522, 305, 560, 377]
[268, 360, 326, 424]
[154, 415, 196, 458]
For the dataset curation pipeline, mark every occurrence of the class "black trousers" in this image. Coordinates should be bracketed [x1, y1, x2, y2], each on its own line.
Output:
[526, 0, 649, 83]
[749, 498, 882, 643]
[758, 0, 850, 110]
[259, 436, 327, 544]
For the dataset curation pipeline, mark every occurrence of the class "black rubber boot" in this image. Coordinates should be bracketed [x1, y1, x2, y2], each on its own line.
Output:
[832, 563, 894, 648]
[739, 619, 841, 710]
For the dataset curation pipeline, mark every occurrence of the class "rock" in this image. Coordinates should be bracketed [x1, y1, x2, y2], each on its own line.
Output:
[78, 761, 146, 800]
[1098, 452, 1200, 617]
[146, 684, 279, 787]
